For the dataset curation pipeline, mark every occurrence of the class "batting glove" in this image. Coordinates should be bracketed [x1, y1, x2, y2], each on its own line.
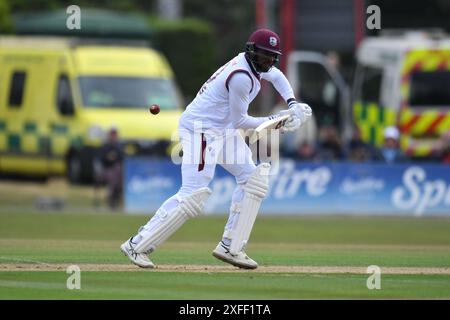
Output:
[281, 115, 302, 133]
[288, 102, 312, 124]
[274, 109, 302, 133]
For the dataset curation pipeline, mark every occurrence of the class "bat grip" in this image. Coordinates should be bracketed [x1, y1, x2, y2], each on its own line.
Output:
[286, 108, 295, 116]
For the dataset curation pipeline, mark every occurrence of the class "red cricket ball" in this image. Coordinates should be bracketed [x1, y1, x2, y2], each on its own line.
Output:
[149, 104, 160, 115]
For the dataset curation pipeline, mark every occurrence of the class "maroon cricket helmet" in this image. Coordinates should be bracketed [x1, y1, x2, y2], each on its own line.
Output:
[246, 28, 282, 55]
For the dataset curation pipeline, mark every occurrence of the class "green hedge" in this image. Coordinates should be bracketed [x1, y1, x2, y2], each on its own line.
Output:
[150, 18, 217, 103]
[0, 1, 14, 33]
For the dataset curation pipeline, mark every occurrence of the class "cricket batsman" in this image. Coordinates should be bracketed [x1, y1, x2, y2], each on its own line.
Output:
[121, 28, 312, 269]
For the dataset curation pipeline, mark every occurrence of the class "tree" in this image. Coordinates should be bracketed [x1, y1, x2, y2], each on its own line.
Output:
[182, 0, 255, 65]
[0, 1, 13, 33]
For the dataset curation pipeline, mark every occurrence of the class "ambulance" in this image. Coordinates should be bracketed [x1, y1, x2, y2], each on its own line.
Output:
[287, 31, 450, 158]
[353, 31, 450, 157]
[0, 36, 183, 183]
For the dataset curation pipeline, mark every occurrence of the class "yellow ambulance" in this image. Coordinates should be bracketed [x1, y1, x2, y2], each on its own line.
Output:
[353, 31, 450, 158]
[0, 36, 183, 182]
[287, 31, 450, 158]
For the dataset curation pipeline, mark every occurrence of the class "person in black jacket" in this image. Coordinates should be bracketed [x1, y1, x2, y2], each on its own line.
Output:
[375, 126, 407, 164]
[100, 127, 124, 209]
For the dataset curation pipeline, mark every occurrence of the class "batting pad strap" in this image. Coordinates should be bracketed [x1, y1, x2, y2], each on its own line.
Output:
[134, 207, 188, 253]
[244, 164, 270, 198]
[134, 187, 211, 253]
[180, 199, 203, 218]
[244, 176, 269, 199]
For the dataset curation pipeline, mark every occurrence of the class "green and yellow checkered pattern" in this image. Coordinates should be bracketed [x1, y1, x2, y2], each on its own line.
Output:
[353, 101, 396, 146]
[0, 120, 82, 158]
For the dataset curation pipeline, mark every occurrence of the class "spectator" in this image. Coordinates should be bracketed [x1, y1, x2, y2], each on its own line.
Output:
[375, 126, 407, 164]
[323, 51, 341, 107]
[345, 127, 376, 162]
[326, 51, 341, 71]
[100, 126, 124, 209]
[297, 141, 318, 161]
[316, 125, 344, 161]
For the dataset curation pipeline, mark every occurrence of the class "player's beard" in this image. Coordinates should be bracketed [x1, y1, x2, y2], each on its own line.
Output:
[250, 52, 278, 73]
[255, 61, 272, 72]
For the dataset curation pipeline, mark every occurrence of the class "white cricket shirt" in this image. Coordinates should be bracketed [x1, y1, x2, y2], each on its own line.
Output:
[179, 52, 295, 132]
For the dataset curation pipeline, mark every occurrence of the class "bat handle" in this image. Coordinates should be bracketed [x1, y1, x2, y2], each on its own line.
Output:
[287, 108, 295, 116]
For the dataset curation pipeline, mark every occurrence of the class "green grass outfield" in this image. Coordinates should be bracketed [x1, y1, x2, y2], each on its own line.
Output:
[1, 212, 450, 299]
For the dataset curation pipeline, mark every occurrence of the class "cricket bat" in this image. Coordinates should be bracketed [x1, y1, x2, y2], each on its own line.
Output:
[249, 110, 293, 144]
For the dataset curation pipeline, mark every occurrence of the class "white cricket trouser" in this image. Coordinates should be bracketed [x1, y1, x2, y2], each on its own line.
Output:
[135, 127, 256, 245]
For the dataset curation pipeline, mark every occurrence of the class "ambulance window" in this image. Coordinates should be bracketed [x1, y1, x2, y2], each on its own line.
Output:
[409, 71, 450, 106]
[57, 75, 74, 115]
[8, 71, 26, 108]
[359, 66, 382, 104]
[296, 62, 340, 127]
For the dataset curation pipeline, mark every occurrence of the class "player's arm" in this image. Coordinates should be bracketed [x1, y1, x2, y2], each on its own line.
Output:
[228, 72, 269, 130]
[261, 67, 295, 103]
[261, 67, 310, 112]
[262, 67, 313, 127]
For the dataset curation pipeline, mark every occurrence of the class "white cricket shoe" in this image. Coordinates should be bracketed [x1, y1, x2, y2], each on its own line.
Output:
[120, 237, 155, 268]
[212, 241, 258, 269]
